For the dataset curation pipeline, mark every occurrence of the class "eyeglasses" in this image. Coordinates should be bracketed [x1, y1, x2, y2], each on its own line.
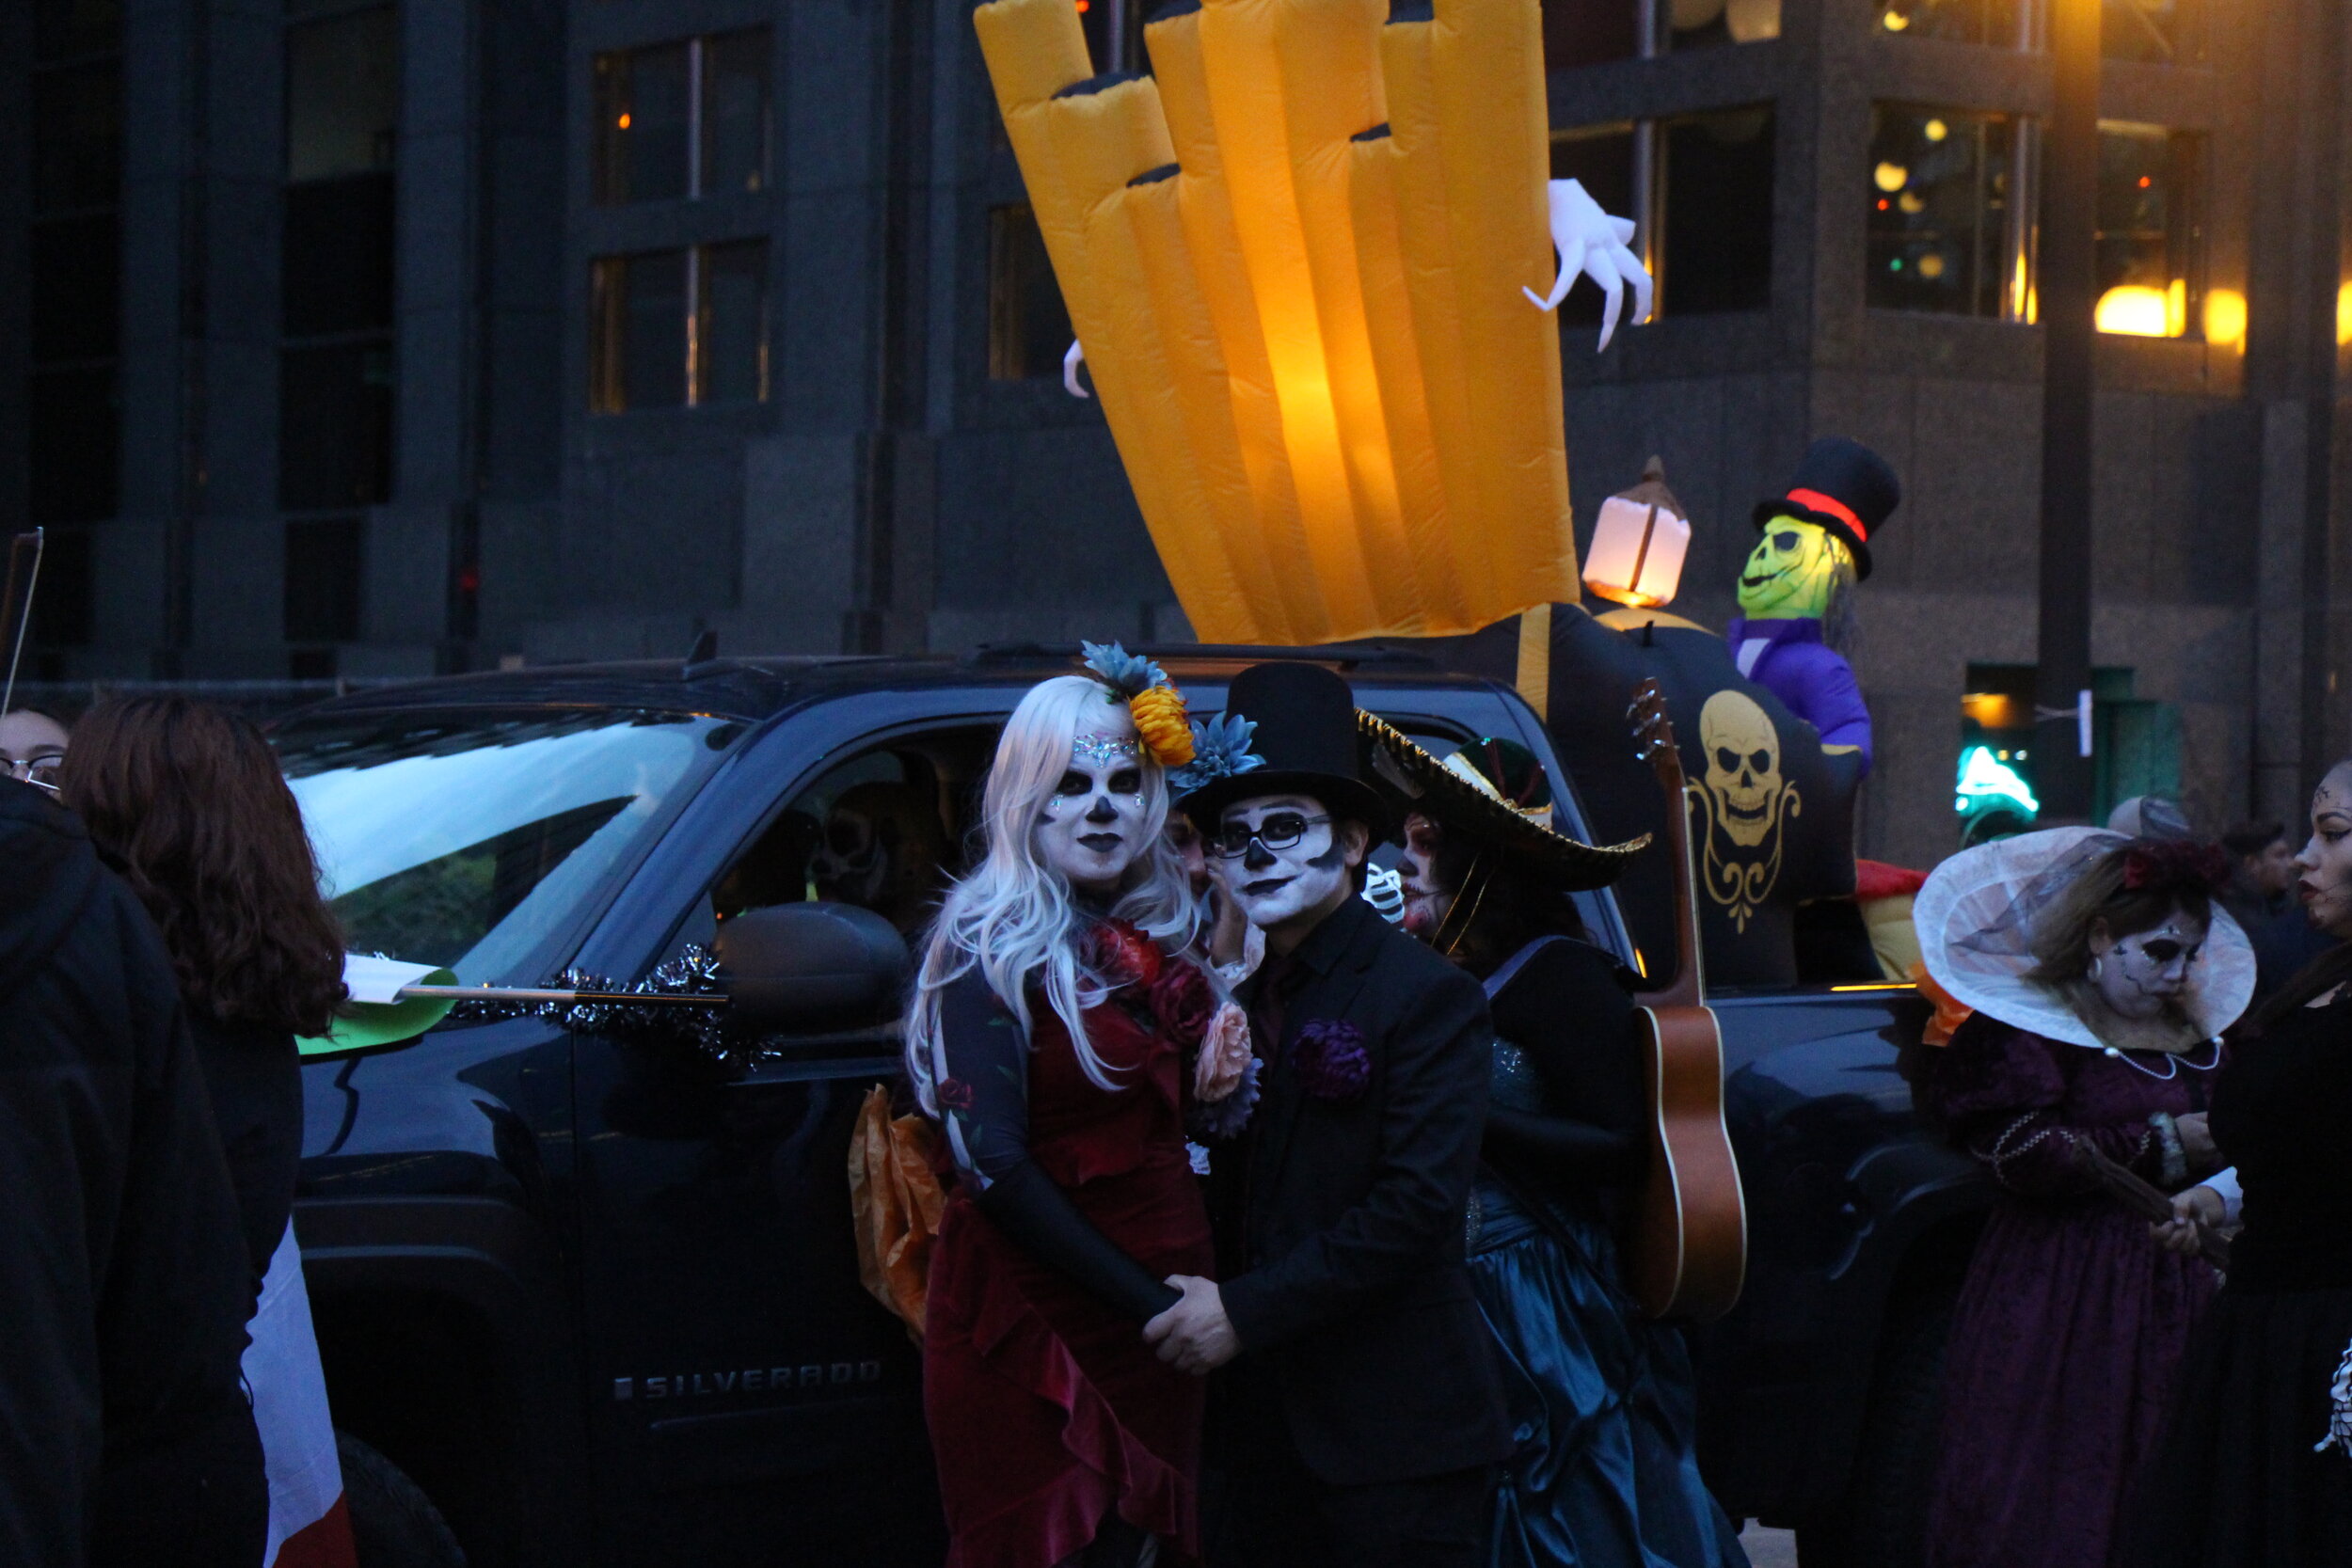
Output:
[4, 756, 61, 793]
[1209, 812, 1330, 859]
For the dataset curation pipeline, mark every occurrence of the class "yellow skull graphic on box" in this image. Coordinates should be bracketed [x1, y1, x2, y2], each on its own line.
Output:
[1686, 689, 1802, 932]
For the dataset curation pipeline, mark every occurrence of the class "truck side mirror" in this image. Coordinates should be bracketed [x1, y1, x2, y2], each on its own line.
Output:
[714, 902, 911, 1033]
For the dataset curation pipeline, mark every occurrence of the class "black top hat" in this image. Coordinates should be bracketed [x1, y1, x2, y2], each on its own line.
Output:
[1181, 662, 1390, 833]
[1751, 436, 1900, 579]
[1360, 719, 1649, 891]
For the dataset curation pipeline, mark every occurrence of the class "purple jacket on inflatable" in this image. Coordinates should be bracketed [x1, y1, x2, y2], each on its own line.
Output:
[1724, 616, 1872, 777]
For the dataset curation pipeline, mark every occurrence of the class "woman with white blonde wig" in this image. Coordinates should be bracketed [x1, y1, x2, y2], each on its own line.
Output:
[909, 646, 1248, 1568]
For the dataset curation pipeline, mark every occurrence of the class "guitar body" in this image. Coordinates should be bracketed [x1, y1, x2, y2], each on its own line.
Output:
[1623, 678, 1750, 1323]
[1629, 1001, 1747, 1322]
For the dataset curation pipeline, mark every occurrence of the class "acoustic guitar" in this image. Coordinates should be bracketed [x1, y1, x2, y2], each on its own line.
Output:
[1625, 678, 1749, 1322]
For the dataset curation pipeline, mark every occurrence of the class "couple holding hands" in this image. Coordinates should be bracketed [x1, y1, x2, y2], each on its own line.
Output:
[904, 650, 1743, 1568]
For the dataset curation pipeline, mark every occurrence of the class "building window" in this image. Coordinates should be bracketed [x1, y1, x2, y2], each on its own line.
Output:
[590, 243, 771, 412]
[2105, 0, 2203, 64]
[2094, 123, 2201, 338]
[1550, 124, 1642, 329]
[1542, 0, 1641, 69]
[281, 0, 397, 513]
[26, 0, 123, 630]
[284, 515, 366, 645]
[1876, 0, 2027, 46]
[593, 30, 771, 207]
[987, 205, 1073, 382]
[1660, 107, 1773, 315]
[1665, 0, 1780, 50]
[1867, 105, 2029, 320]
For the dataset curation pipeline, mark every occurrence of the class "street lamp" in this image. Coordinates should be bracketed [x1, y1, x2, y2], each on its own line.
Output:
[2034, 0, 2101, 821]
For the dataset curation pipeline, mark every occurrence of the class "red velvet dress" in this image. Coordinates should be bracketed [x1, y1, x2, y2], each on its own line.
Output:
[923, 988, 1216, 1567]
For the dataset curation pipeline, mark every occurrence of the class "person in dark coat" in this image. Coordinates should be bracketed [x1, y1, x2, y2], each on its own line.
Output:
[2219, 818, 2335, 1006]
[2133, 763, 2352, 1566]
[1148, 662, 1514, 1568]
[60, 696, 349, 1308]
[0, 776, 266, 1567]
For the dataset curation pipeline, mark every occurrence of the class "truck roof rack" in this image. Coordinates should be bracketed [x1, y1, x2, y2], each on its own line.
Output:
[961, 641, 1439, 671]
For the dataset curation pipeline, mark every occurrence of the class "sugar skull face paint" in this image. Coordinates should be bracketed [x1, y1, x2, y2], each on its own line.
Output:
[2297, 766, 2352, 941]
[1396, 813, 1455, 940]
[1738, 515, 1848, 621]
[1214, 792, 1359, 933]
[2089, 908, 2209, 1021]
[1034, 718, 1149, 895]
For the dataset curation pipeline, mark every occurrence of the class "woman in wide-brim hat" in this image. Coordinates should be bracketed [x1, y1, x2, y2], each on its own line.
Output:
[1364, 719, 1751, 1568]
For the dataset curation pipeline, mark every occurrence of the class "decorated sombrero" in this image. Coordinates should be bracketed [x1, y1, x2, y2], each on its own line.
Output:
[1358, 713, 1649, 892]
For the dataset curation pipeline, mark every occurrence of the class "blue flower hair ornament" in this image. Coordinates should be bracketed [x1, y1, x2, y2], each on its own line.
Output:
[1079, 641, 1170, 700]
[1168, 711, 1265, 799]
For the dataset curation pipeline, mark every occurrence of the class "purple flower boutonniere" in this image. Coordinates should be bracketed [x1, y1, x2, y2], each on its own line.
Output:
[1293, 1019, 1372, 1101]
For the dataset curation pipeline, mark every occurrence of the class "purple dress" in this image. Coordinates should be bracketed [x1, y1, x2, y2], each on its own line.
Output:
[1916, 1014, 2224, 1568]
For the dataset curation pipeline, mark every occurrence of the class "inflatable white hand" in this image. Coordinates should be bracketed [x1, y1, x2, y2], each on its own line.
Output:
[1063, 338, 1090, 399]
[1523, 178, 1653, 351]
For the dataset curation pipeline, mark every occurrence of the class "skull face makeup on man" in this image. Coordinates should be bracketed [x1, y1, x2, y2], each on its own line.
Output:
[2088, 910, 2209, 1021]
[1396, 813, 1456, 939]
[1033, 717, 1150, 896]
[1214, 792, 1367, 938]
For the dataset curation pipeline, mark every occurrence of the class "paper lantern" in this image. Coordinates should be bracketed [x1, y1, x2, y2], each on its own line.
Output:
[973, 0, 1581, 644]
[1582, 456, 1690, 610]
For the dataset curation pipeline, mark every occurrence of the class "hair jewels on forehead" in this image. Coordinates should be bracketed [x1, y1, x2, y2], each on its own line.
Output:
[1072, 734, 1140, 766]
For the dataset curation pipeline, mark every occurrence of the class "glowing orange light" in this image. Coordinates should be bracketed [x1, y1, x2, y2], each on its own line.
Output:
[617, 112, 631, 129]
[1877, 198, 1889, 210]
[1074, 0, 1089, 9]
[2137, 175, 2151, 188]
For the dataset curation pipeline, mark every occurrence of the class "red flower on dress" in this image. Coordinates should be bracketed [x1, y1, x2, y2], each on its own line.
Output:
[935, 1077, 976, 1112]
[1149, 957, 1218, 1049]
[1084, 918, 1163, 990]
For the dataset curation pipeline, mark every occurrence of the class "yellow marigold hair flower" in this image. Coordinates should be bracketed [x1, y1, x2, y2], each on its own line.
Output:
[1129, 685, 1195, 768]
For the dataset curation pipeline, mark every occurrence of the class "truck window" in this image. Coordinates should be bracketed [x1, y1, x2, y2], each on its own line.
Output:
[713, 725, 1001, 936]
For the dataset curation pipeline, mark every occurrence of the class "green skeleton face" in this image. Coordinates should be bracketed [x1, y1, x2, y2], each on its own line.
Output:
[1738, 515, 1850, 620]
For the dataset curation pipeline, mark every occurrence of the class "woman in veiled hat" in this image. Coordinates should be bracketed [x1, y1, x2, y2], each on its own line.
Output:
[1910, 831, 2254, 1568]
[1367, 721, 1749, 1568]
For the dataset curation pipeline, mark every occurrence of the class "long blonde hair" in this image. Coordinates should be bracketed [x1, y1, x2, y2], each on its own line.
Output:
[903, 675, 1201, 1114]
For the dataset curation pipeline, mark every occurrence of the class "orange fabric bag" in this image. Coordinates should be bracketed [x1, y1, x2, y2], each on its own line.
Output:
[848, 1085, 946, 1338]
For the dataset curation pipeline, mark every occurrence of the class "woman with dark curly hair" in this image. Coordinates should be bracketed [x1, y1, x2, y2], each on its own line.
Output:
[60, 695, 347, 1303]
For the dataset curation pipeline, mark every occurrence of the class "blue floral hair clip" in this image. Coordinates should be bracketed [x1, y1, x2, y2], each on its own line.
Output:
[1168, 712, 1265, 798]
[1079, 641, 1170, 701]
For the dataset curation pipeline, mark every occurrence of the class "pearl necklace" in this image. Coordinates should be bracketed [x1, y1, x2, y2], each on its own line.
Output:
[2099, 1038, 2224, 1080]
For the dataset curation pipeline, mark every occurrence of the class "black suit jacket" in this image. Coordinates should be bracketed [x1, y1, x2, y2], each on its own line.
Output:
[1217, 895, 1514, 1485]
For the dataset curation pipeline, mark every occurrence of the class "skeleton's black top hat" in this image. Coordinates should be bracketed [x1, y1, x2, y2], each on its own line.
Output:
[1181, 662, 1389, 834]
[1751, 436, 1901, 579]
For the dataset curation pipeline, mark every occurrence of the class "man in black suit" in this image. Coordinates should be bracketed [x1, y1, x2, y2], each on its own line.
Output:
[1146, 662, 1512, 1568]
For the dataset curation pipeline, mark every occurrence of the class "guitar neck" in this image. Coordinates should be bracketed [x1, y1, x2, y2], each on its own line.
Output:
[1650, 768, 1706, 1009]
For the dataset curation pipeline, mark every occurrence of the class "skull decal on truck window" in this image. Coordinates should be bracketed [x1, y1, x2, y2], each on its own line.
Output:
[1687, 689, 1801, 932]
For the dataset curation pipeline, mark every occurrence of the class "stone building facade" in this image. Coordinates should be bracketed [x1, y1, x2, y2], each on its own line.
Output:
[3, 0, 2348, 866]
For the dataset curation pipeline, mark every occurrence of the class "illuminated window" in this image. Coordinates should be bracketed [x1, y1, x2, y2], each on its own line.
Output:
[1660, 107, 1773, 315]
[987, 205, 1074, 382]
[1875, 0, 2026, 46]
[1665, 0, 1780, 51]
[593, 30, 771, 208]
[2094, 123, 2201, 339]
[590, 243, 771, 413]
[1866, 104, 2029, 321]
[2104, 0, 2204, 64]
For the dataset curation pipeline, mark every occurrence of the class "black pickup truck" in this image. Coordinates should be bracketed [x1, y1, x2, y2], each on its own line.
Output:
[275, 646, 1986, 1568]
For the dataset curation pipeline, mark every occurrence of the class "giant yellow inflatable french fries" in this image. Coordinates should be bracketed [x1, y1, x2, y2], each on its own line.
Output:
[975, 0, 1579, 643]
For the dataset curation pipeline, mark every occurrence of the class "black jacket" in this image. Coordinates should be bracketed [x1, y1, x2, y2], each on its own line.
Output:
[1218, 895, 1514, 1485]
[0, 781, 265, 1567]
